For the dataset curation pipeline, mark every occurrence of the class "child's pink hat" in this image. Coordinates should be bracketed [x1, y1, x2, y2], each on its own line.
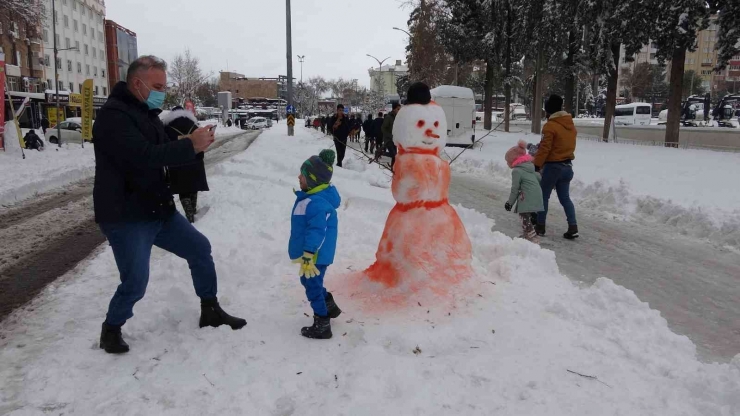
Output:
[505, 140, 528, 167]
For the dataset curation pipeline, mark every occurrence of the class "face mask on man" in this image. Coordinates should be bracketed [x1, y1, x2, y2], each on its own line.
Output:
[135, 77, 166, 110]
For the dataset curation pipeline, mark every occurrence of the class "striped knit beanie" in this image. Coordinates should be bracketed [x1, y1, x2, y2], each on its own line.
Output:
[301, 149, 335, 190]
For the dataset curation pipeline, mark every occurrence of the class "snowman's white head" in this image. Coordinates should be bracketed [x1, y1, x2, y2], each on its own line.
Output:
[392, 102, 447, 154]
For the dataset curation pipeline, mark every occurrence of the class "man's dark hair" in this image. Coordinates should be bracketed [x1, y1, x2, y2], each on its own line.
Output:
[378, 112, 384, 117]
[392, 102, 401, 110]
[126, 55, 167, 83]
[337, 104, 344, 110]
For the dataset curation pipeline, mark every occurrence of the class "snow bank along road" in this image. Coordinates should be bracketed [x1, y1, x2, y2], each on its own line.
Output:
[0, 130, 261, 321]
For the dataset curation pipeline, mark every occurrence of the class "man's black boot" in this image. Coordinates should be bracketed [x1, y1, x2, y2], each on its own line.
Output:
[199, 298, 247, 330]
[534, 223, 546, 236]
[100, 322, 129, 354]
[563, 225, 579, 240]
[325, 292, 342, 319]
[301, 315, 332, 339]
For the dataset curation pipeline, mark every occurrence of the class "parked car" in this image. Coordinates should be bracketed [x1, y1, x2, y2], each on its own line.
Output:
[245, 117, 269, 130]
[45, 118, 94, 144]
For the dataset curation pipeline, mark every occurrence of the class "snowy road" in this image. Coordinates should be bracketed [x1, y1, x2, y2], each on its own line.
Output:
[0, 130, 261, 321]
[448, 174, 740, 362]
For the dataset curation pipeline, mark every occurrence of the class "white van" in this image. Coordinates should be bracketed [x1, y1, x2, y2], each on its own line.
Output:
[614, 103, 652, 126]
[430, 85, 476, 147]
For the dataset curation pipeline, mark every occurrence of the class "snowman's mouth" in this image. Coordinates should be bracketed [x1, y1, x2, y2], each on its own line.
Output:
[422, 140, 434, 145]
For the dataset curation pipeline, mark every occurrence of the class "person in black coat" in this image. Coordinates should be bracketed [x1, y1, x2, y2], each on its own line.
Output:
[363, 113, 374, 153]
[162, 106, 210, 223]
[372, 112, 384, 157]
[40, 117, 50, 134]
[328, 104, 351, 167]
[24, 130, 45, 150]
[93, 56, 245, 354]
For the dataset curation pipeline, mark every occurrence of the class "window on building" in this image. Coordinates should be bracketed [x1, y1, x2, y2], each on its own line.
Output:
[102, 69, 105, 78]
[77, 62, 81, 73]
[94, 66, 97, 76]
[98, 31, 103, 42]
[93, 47, 96, 58]
[58, 80, 64, 91]
[92, 29, 95, 40]
[64, 15, 69, 27]
[47, 79, 53, 89]
[56, 57, 62, 69]
[75, 40, 80, 50]
[69, 82, 74, 92]
[55, 33, 60, 45]
[44, 54, 50, 66]
[79, 83, 83, 92]
[65, 37, 70, 48]
[703, 47, 709, 53]
[650, 53, 656, 60]
[63, 0, 66, 4]
[103, 87, 107, 96]
[67, 60, 72, 71]
[95, 86, 99, 95]
[43, 29, 49, 42]
[81, 7, 85, 16]
[86, 64, 90, 75]
[74, 20, 78, 31]
[73, 0, 76, 9]
[84, 44, 89, 55]
[83, 24, 87, 35]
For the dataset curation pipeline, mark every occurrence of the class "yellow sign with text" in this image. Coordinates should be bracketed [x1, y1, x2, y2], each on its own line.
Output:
[47, 107, 65, 127]
[69, 93, 83, 107]
[81, 79, 93, 141]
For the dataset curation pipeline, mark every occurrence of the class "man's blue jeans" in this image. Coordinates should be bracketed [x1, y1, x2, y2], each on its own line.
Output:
[100, 212, 217, 326]
[537, 162, 577, 226]
[300, 265, 328, 317]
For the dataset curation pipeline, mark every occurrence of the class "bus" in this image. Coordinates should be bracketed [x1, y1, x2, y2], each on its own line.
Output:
[614, 103, 652, 126]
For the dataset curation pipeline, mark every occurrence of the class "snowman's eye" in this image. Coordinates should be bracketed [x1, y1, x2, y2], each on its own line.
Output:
[434, 121, 439, 128]
[417, 120, 425, 128]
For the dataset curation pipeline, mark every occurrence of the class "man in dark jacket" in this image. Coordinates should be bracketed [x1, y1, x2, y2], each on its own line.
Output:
[93, 56, 246, 354]
[40, 117, 50, 134]
[381, 103, 401, 170]
[23, 130, 45, 150]
[362, 114, 374, 153]
[328, 104, 351, 167]
[371, 112, 384, 156]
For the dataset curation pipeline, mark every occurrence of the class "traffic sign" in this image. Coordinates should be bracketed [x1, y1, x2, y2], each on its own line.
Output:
[343, 106, 349, 115]
[287, 114, 295, 126]
[286, 105, 295, 114]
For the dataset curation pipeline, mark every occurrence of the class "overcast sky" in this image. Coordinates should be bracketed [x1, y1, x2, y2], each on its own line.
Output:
[106, 0, 411, 88]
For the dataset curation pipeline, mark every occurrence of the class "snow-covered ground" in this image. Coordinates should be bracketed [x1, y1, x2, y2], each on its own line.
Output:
[0, 121, 247, 207]
[1, 124, 738, 415]
[447, 130, 740, 249]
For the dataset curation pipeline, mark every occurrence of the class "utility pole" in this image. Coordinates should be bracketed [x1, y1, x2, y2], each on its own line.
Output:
[286, 0, 294, 136]
[297, 55, 305, 83]
[367, 54, 390, 97]
[53, 0, 62, 147]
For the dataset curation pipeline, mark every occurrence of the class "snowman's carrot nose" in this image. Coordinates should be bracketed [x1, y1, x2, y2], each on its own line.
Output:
[425, 129, 440, 139]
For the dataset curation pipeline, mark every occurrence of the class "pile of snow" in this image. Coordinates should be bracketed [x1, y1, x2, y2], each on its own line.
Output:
[1, 125, 739, 414]
[0, 120, 247, 207]
[448, 130, 740, 249]
[1, 121, 95, 206]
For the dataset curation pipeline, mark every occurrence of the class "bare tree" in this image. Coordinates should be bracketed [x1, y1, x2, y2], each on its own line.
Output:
[168, 49, 211, 105]
[0, 0, 42, 25]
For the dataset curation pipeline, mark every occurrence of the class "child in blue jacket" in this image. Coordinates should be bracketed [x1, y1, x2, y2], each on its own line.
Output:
[290, 149, 342, 339]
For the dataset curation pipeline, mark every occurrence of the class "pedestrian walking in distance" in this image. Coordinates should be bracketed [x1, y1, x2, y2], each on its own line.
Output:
[328, 105, 351, 167]
[93, 55, 246, 354]
[381, 103, 401, 171]
[504, 140, 544, 243]
[363, 113, 374, 153]
[290, 149, 342, 339]
[162, 106, 210, 223]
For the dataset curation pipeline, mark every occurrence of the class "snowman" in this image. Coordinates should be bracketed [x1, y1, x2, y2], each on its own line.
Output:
[365, 83, 473, 294]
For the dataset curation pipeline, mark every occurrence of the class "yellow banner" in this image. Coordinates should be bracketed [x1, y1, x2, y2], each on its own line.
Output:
[47, 107, 65, 127]
[82, 79, 93, 141]
[69, 93, 83, 107]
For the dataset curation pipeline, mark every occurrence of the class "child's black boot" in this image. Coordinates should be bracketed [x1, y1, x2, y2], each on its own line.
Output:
[325, 292, 342, 319]
[301, 315, 332, 339]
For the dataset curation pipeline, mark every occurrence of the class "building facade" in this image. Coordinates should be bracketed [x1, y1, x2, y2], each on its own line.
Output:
[0, 6, 45, 93]
[40, 0, 109, 97]
[219, 71, 291, 101]
[368, 59, 408, 99]
[104, 19, 136, 91]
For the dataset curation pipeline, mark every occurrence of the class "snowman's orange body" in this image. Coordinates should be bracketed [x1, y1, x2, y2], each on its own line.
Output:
[365, 102, 473, 293]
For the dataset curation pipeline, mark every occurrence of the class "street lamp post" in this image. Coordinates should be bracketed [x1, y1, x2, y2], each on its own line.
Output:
[286, 0, 294, 136]
[297, 55, 305, 83]
[51, 0, 79, 147]
[366, 54, 390, 98]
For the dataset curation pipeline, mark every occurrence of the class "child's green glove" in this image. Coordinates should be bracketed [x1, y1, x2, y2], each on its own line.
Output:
[292, 251, 320, 278]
